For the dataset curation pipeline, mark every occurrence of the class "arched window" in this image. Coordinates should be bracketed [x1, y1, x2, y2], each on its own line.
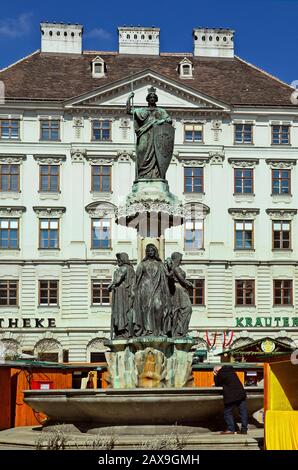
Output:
[34, 338, 62, 362]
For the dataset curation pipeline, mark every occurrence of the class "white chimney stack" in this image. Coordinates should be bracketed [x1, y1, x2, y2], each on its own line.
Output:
[118, 26, 160, 55]
[40, 22, 83, 54]
[193, 28, 234, 58]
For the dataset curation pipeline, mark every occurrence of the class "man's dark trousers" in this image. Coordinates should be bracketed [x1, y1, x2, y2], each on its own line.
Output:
[223, 398, 248, 432]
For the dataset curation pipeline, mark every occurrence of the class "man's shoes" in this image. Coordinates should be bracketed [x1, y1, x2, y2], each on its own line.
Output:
[238, 430, 248, 435]
[220, 430, 237, 435]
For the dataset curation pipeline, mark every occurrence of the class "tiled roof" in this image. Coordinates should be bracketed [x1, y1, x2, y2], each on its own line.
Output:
[0, 51, 295, 106]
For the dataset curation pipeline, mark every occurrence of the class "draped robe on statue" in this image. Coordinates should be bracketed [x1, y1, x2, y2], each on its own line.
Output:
[132, 107, 172, 179]
[134, 258, 171, 336]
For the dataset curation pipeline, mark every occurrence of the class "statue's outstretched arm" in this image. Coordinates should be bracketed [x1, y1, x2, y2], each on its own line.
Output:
[173, 267, 193, 289]
[108, 267, 127, 290]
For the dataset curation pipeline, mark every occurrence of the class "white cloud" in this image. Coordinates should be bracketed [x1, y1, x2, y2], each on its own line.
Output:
[85, 28, 112, 40]
[0, 12, 33, 38]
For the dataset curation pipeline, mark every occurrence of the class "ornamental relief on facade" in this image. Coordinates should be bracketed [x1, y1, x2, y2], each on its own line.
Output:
[211, 119, 222, 141]
[32, 206, 66, 218]
[73, 117, 84, 139]
[85, 201, 116, 218]
[116, 150, 135, 162]
[228, 208, 260, 219]
[228, 158, 259, 169]
[0, 205, 26, 217]
[180, 158, 209, 167]
[266, 159, 297, 170]
[34, 155, 66, 165]
[265, 209, 297, 220]
[0, 155, 26, 164]
[71, 149, 86, 163]
[209, 151, 225, 165]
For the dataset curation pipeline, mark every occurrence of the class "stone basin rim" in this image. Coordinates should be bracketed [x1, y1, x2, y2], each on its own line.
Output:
[24, 386, 263, 397]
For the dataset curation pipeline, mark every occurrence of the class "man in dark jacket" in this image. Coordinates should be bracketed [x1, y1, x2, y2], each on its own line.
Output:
[214, 365, 248, 434]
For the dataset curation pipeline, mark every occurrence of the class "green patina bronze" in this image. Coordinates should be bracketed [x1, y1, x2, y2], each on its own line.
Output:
[127, 86, 175, 180]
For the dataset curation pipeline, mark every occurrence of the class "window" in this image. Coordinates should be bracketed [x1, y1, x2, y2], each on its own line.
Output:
[182, 64, 191, 75]
[39, 165, 59, 192]
[92, 57, 105, 78]
[273, 221, 291, 250]
[91, 279, 111, 305]
[234, 124, 253, 144]
[92, 120, 111, 141]
[184, 220, 204, 250]
[234, 168, 253, 194]
[272, 125, 290, 145]
[0, 280, 18, 306]
[189, 279, 205, 305]
[235, 220, 253, 250]
[273, 280, 293, 306]
[39, 280, 59, 306]
[39, 219, 59, 249]
[94, 63, 103, 74]
[91, 165, 111, 192]
[179, 60, 193, 78]
[0, 164, 20, 192]
[184, 167, 203, 193]
[272, 169, 291, 195]
[0, 119, 20, 140]
[38, 353, 59, 362]
[235, 280, 255, 306]
[40, 120, 60, 141]
[0, 218, 19, 249]
[184, 124, 203, 143]
[91, 218, 111, 249]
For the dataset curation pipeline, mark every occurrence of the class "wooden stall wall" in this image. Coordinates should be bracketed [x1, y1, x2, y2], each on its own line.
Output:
[11, 368, 72, 428]
[0, 368, 11, 430]
[192, 370, 245, 387]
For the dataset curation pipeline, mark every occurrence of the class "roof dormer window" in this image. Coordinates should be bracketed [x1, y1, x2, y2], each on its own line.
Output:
[179, 58, 193, 79]
[92, 56, 105, 78]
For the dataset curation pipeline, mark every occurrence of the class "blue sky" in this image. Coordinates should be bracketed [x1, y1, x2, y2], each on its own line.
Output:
[0, 0, 297, 85]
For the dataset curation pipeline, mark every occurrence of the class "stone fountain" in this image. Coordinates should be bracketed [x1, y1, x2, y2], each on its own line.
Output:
[23, 88, 263, 443]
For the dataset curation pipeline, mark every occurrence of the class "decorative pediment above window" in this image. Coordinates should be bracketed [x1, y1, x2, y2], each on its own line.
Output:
[33, 206, 66, 218]
[266, 208, 297, 220]
[228, 208, 260, 219]
[92, 56, 106, 78]
[179, 57, 193, 79]
[0, 205, 26, 217]
[85, 155, 115, 165]
[184, 202, 210, 219]
[177, 152, 209, 167]
[228, 158, 259, 168]
[34, 154, 66, 165]
[85, 201, 117, 218]
[265, 158, 296, 169]
[0, 154, 26, 164]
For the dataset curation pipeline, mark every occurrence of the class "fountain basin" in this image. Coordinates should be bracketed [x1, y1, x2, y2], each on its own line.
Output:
[24, 387, 263, 428]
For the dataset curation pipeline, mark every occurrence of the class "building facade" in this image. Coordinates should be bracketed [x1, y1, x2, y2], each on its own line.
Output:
[0, 23, 297, 362]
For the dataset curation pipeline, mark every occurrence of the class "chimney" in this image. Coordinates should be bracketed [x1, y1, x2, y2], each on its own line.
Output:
[118, 26, 160, 55]
[193, 28, 234, 58]
[40, 22, 83, 54]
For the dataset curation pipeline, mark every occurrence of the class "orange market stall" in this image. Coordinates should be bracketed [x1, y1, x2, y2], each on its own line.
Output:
[0, 360, 108, 430]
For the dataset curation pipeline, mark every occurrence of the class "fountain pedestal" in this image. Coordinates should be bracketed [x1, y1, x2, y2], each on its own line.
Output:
[104, 337, 196, 389]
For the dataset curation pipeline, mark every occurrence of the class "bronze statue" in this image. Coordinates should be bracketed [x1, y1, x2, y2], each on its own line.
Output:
[165, 252, 193, 337]
[134, 244, 172, 336]
[108, 253, 135, 339]
[126, 86, 175, 180]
